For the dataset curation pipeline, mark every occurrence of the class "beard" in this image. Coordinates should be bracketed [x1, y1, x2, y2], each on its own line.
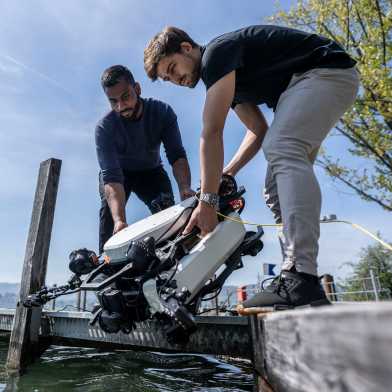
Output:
[185, 53, 201, 88]
[188, 71, 200, 88]
[120, 96, 143, 121]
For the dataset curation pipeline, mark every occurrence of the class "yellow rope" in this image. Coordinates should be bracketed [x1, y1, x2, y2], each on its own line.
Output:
[324, 220, 392, 252]
[216, 211, 392, 252]
[216, 211, 281, 227]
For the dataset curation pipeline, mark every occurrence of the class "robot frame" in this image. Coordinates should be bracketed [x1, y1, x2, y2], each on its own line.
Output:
[24, 175, 264, 344]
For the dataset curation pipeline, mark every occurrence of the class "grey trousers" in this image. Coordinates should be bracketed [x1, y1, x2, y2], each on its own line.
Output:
[262, 67, 359, 276]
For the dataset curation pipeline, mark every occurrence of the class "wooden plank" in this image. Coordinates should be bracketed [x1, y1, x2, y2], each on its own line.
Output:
[249, 314, 265, 376]
[6, 158, 61, 372]
[252, 303, 392, 392]
[321, 274, 337, 302]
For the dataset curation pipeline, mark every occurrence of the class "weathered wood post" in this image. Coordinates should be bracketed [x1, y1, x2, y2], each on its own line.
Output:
[321, 274, 337, 302]
[249, 314, 275, 392]
[6, 158, 61, 372]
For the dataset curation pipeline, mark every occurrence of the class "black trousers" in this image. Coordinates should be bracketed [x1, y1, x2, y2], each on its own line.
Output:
[99, 166, 174, 253]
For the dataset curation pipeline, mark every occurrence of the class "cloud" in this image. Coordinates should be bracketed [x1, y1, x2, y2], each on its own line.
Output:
[0, 54, 73, 95]
[0, 57, 22, 75]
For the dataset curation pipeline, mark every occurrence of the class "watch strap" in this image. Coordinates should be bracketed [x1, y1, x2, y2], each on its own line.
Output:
[199, 192, 219, 208]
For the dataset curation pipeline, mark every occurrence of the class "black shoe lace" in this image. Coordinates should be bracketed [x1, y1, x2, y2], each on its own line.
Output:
[262, 274, 293, 303]
[261, 275, 280, 290]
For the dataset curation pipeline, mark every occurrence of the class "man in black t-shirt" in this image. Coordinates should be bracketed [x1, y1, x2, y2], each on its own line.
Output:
[144, 25, 359, 308]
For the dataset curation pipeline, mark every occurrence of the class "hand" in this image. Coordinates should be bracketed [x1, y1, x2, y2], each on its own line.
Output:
[183, 202, 218, 237]
[180, 187, 196, 201]
[113, 220, 128, 235]
[219, 173, 237, 196]
[223, 168, 235, 177]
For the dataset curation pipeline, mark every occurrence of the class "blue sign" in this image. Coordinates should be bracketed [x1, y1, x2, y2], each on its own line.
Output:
[263, 263, 276, 276]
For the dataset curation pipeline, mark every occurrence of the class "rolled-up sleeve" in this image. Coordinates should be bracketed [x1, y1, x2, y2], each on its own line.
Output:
[161, 106, 187, 165]
[95, 124, 124, 184]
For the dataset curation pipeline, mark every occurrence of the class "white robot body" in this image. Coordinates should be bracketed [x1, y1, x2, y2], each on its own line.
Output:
[175, 213, 246, 303]
[104, 198, 246, 308]
[104, 197, 195, 262]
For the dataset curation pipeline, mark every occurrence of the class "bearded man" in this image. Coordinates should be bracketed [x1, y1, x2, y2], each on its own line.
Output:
[96, 65, 194, 253]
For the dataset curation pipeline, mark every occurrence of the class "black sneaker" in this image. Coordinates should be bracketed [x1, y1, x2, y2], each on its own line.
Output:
[242, 269, 331, 310]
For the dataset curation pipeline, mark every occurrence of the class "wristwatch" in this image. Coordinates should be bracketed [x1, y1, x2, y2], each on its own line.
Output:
[199, 192, 219, 208]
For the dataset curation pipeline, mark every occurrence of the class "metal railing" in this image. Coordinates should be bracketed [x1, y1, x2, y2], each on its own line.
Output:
[323, 274, 391, 302]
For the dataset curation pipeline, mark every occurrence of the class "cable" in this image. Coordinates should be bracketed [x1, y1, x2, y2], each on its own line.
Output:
[215, 211, 392, 252]
[323, 220, 392, 252]
[158, 254, 181, 297]
[216, 211, 281, 227]
[201, 287, 222, 302]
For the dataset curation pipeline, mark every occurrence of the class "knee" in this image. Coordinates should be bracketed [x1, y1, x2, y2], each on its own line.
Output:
[263, 137, 311, 172]
[263, 186, 277, 206]
[264, 192, 282, 223]
[149, 192, 174, 213]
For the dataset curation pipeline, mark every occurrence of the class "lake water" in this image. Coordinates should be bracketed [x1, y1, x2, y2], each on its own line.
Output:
[0, 335, 254, 391]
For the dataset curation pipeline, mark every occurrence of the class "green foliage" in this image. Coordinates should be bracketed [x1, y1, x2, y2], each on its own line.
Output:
[271, 0, 392, 211]
[338, 240, 392, 300]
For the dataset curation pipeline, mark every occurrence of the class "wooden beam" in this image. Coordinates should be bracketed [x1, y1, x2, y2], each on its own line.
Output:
[251, 303, 392, 392]
[321, 274, 337, 302]
[6, 158, 61, 372]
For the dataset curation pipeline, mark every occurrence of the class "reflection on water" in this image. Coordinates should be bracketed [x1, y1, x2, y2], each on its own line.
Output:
[0, 335, 253, 391]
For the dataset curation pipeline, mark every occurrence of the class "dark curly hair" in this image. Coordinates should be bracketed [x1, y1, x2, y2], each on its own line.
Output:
[101, 65, 135, 88]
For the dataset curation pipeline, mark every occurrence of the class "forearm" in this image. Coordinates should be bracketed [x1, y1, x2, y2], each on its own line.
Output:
[172, 157, 191, 191]
[104, 182, 126, 223]
[224, 129, 264, 176]
[200, 128, 224, 194]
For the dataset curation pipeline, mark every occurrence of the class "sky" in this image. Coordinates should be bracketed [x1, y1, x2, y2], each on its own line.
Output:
[0, 0, 391, 288]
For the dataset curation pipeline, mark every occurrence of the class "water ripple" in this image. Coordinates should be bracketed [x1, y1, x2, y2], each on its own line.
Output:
[0, 337, 253, 391]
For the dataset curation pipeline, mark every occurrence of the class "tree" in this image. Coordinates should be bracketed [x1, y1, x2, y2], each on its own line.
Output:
[338, 240, 392, 300]
[271, 0, 392, 211]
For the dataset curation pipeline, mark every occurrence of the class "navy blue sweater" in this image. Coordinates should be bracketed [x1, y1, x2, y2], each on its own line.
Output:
[95, 98, 187, 184]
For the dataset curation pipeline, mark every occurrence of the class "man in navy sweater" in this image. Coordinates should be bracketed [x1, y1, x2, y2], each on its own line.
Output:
[96, 65, 193, 253]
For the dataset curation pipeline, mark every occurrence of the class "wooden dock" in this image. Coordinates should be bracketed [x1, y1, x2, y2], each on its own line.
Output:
[2, 302, 392, 391]
[250, 302, 392, 392]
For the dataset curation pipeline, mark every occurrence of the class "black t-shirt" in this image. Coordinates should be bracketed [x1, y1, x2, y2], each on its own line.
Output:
[200, 25, 356, 110]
